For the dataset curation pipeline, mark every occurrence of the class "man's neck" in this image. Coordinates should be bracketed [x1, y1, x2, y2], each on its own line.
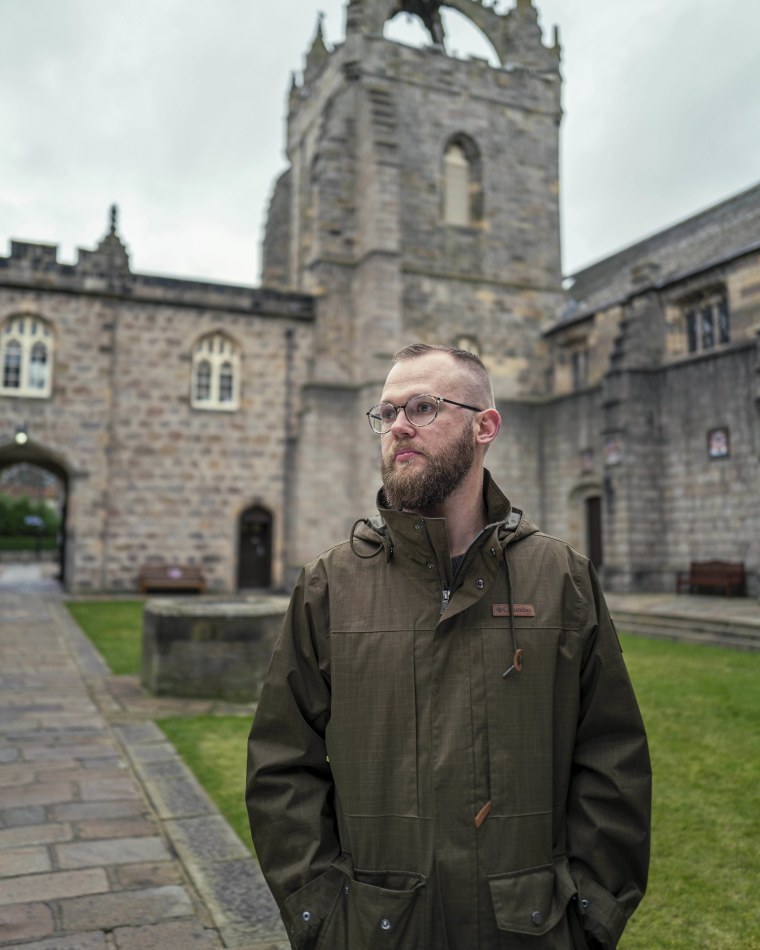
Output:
[409, 467, 488, 556]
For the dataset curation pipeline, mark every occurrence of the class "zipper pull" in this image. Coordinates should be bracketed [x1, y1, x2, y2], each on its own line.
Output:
[440, 588, 450, 614]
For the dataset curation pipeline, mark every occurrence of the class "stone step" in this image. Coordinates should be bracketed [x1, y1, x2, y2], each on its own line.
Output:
[612, 610, 760, 652]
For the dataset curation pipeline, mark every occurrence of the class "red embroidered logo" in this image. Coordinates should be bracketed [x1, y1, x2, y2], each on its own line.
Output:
[492, 604, 536, 618]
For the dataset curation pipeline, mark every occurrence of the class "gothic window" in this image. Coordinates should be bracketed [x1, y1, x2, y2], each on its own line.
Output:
[191, 333, 240, 411]
[683, 289, 729, 355]
[571, 348, 589, 391]
[442, 136, 482, 227]
[0, 315, 54, 398]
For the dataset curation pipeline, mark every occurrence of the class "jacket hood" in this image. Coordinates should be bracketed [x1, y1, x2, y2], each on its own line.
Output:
[350, 470, 540, 561]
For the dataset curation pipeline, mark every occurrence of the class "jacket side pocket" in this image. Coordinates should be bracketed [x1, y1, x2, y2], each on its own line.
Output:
[316, 868, 427, 950]
[488, 857, 577, 943]
[281, 867, 344, 950]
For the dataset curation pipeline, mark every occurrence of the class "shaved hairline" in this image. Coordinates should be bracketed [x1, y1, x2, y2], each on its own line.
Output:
[392, 343, 495, 408]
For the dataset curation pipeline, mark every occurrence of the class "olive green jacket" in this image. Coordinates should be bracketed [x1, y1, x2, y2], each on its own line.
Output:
[247, 474, 651, 949]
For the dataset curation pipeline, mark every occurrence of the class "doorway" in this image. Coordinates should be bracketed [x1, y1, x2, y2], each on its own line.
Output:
[0, 458, 68, 587]
[237, 505, 273, 589]
[585, 495, 603, 569]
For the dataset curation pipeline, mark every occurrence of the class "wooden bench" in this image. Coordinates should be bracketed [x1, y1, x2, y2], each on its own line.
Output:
[676, 560, 745, 597]
[138, 563, 206, 594]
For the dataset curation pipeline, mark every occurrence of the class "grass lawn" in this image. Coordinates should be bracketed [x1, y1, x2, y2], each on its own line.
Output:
[157, 714, 254, 854]
[66, 600, 144, 675]
[618, 634, 760, 949]
[67, 598, 760, 948]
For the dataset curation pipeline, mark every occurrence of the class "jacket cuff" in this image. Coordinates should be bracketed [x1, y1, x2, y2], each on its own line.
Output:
[575, 876, 628, 949]
[281, 867, 343, 949]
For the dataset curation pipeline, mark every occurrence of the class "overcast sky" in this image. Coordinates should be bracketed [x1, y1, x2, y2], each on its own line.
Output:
[1, 0, 758, 285]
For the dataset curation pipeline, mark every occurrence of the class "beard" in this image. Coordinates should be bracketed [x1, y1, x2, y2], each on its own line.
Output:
[381, 423, 477, 511]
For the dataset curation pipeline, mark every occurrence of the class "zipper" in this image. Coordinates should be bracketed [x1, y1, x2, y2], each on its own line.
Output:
[420, 521, 451, 615]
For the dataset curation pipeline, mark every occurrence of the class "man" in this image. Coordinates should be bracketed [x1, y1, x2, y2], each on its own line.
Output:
[247, 343, 651, 949]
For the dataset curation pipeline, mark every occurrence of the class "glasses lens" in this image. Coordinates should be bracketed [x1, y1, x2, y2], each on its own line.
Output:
[369, 403, 396, 432]
[405, 395, 438, 427]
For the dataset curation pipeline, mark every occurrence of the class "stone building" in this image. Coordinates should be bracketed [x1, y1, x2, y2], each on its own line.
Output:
[1, 0, 758, 595]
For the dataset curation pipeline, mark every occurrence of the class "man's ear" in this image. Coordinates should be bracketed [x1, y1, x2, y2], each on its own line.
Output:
[476, 408, 501, 447]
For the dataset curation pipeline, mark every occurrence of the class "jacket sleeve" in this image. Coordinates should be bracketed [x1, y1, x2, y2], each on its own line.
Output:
[566, 561, 652, 949]
[246, 563, 343, 948]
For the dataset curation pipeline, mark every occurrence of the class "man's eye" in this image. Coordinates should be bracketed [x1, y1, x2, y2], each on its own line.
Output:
[379, 406, 396, 422]
[415, 401, 435, 414]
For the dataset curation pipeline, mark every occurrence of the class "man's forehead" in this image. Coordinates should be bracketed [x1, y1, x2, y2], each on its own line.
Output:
[382, 353, 459, 399]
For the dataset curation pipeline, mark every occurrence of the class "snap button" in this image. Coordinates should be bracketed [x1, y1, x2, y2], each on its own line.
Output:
[344, 883, 350, 894]
[580, 898, 590, 911]
[531, 910, 543, 926]
[475, 578, 484, 589]
[426, 562, 434, 570]
[380, 917, 392, 931]
[414, 522, 423, 530]
[302, 910, 312, 922]
[490, 547, 497, 557]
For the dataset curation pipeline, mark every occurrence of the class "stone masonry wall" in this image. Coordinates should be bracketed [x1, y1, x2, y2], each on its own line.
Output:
[0, 262, 314, 593]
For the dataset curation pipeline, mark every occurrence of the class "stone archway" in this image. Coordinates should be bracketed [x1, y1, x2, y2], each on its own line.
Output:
[0, 439, 70, 586]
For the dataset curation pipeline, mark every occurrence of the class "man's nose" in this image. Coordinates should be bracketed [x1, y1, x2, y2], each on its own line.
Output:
[389, 406, 415, 437]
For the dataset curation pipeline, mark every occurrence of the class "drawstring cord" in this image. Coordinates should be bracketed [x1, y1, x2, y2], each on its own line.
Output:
[502, 549, 524, 678]
[349, 519, 394, 561]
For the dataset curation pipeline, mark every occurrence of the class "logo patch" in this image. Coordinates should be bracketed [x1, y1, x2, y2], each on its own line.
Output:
[492, 604, 536, 618]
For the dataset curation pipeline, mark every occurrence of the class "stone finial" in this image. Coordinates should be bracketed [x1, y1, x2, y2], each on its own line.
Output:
[305, 12, 330, 79]
[76, 204, 131, 280]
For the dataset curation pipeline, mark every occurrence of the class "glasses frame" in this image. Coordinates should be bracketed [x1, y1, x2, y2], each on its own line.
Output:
[366, 393, 484, 434]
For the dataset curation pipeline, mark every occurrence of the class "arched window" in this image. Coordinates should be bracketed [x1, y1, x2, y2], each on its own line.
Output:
[442, 136, 482, 228]
[444, 144, 471, 226]
[0, 315, 54, 398]
[191, 333, 240, 411]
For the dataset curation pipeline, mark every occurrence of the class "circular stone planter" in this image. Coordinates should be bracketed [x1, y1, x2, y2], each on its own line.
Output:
[141, 596, 289, 702]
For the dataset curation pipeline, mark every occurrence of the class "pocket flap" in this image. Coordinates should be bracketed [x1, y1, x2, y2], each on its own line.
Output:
[488, 859, 576, 936]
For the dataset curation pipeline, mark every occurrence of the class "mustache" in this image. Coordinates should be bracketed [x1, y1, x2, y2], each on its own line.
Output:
[388, 439, 428, 457]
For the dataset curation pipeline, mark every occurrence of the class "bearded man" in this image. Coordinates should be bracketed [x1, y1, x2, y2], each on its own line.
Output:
[247, 343, 651, 950]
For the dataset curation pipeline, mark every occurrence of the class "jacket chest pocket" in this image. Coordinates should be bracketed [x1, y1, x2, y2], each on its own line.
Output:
[327, 629, 418, 817]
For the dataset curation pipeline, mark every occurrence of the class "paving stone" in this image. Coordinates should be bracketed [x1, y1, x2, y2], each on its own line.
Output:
[0, 782, 73, 809]
[0, 748, 20, 764]
[50, 800, 146, 822]
[78, 776, 141, 801]
[111, 860, 183, 889]
[164, 815, 249, 865]
[0, 767, 36, 787]
[186, 858, 287, 947]
[57, 884, 194, 931]
[112, 722, 166, 744]
[4, 933, 109, 950]
[0, 902, 54, 946]
[0, 804, 47, 827]
[0, 868, 109, 906]
[0, 822, 73, 849]
[75, 816, 157, 840]
[56, 836, 171, 869]
[0, 846, 52, 878]
[112, 919, 224, 949]
[142, 777, 216, 820]
[127, 741, 184, 767]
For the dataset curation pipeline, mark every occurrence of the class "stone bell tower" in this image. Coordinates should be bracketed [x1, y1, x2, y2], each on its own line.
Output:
[262, 0, 564, 575]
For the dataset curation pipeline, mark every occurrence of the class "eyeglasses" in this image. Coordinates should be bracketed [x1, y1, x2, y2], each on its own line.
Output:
[366, 393, 484, 434]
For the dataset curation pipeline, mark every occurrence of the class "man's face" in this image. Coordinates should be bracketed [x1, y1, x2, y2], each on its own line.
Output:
[379, 353, 478, 511]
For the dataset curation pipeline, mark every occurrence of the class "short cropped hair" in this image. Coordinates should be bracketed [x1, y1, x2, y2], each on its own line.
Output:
[392, 343, 495, 407]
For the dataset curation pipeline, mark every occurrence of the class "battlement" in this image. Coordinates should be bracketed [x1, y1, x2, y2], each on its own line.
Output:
[0, 235, 314, 320]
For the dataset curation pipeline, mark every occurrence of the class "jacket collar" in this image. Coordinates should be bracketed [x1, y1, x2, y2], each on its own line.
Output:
[374, 469, 516, 560]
